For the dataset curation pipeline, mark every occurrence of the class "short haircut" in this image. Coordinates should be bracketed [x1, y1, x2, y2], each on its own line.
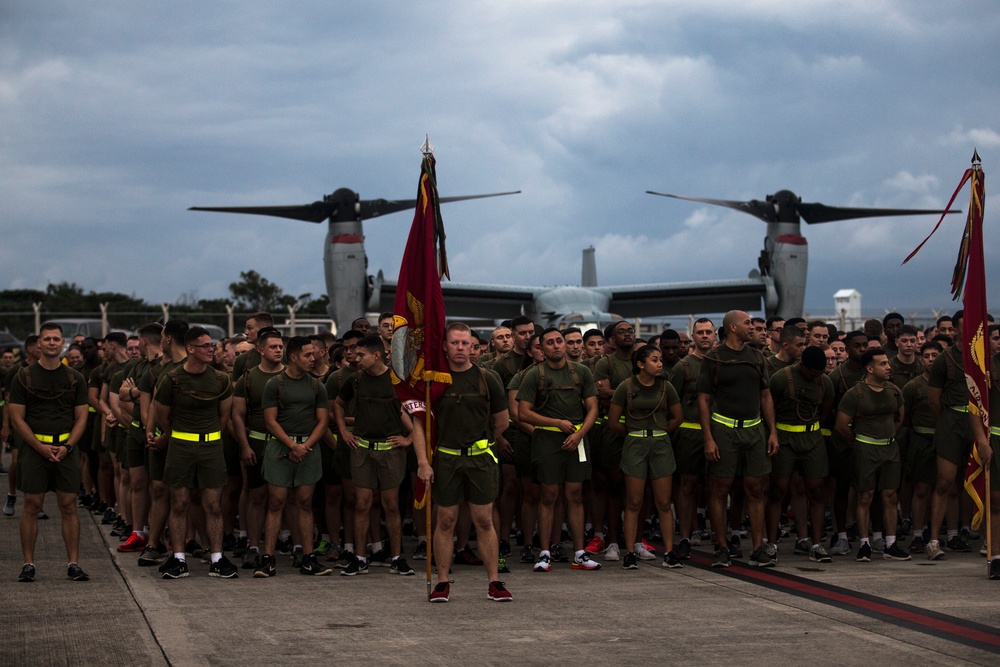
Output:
[920, 341, 943, 355]
[883, 312, 904, 326]
[783, 317, 805, 330]
[39, 321, 63, 335]
[765, 316, 784, 328]
[694, 317, 714, 327]
[258, 329, 282, 346]
[931, 334, 953, 347]
[510, 316, 534, 330]
[861, 347, 887, 368]
[863, 319, 883, 338]
[936, 315, 953, 327]
[603, 324, 615, 340]
[105, 331, 127, 347]
[445, 322, 472, 338]
[843, 330, 867, 344]
[752, 317, 766, 326]
[898, 324, 919, 338]
[562, 327, 582, 338]
[801, 346, 827, 371]
[378, 312, 394, 323]
[583, 329, 603, 343]
[358, 333, 385, 354]
[184, 326, 211, 344]
[660, 329, 680, 341]
[248, 312, 274, 327]
[163, 320, 189, 343]
[780, 326, 806, 343]
[286, 336, 311, 358]
[540, 327, 563, 341]
[137, 322, 163, 337]
[952, 310, 964, 327]
[807, 320, 828, 332]
[352, 317, 370, 328]
[25, 334, 40, 346]
[340, 329, 365, 344]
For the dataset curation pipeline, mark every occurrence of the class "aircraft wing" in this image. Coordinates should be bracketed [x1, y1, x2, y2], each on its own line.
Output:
[597, 278, 771, 317]
[379, 281, 537, 320]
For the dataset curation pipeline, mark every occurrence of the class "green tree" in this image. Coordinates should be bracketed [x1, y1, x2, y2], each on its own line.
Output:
[229, 270, 289, 312]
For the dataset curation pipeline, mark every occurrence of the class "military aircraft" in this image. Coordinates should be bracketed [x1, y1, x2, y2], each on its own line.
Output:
[191, 185, 955, 331]
[648, 190, 957, 319]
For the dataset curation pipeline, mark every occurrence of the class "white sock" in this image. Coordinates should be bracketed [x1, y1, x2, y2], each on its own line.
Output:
[838, 532, 848, 540]
[210, 552, 222, 564]
[861, 538, 870, 546]
[238, 530, 248, 539]
[174, 552, 186, 562]
[344, 542, 355, 553]
[886, 536, 896, 547]
[873, 531, 883, 540]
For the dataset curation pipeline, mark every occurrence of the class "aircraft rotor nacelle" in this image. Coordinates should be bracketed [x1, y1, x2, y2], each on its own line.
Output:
[324, 223, 367, 332]
[768, 233, 808, 319]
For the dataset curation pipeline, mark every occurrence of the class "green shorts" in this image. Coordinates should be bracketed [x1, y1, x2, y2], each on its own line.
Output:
[672, 426, 705, 477]
[125, 425, 147, 470]
[77, 413, 97, 454]
[934, 408, 973, 466]
[163, 438, 228, 490]
[620, 434, 676, 480]
[827, 432, 854, 479]
[771, 430, 828, 480]
[904, 431, 936, 485]
[599, 426, 625, 470]
[18, 441, 81, 495]
[245, 435, 268, 489]
[333, 437, 353, 481]
[146, 444, 167, 483]
[509, 427, 532, 478]
[588, 420, 606, 465]
[991, 434, 1000, 492]
[350, 445, 406, 490]
[262, 439, 323, 488]
[707, 422, 770, 479]
[320, 440, 341, 486]
[852, 439, 901, 492]
[530, 428, 591, 485]
[223, 433, 241, 477]
[432, 449, 500, 506]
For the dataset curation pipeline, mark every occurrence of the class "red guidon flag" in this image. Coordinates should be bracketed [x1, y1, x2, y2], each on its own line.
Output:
[904, 150, 989, 529]
[389, 151, 452, 509]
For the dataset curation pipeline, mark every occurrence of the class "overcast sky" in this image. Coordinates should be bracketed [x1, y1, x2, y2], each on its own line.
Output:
[2, 1, 999, 320]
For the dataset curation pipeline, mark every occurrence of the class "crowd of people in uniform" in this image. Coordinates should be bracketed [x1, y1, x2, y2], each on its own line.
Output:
[2, 307, 999, 604]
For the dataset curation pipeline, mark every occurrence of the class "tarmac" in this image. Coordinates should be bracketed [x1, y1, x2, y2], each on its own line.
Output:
[2, 488, 999, 667]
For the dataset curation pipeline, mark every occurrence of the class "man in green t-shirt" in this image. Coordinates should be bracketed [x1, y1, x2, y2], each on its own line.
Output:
[153, 326, 236, 579]
[2, 334, 40, 518]
[415, 323, 511, 602]
[517, 327, 599, 572]
[7, 322, 89, 582]
[836, 347, 907, 562]
[697, 310, 778, 569]
[255, 336, 331, 577]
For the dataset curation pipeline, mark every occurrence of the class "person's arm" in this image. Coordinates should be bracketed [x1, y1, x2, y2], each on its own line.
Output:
[760, 388, 779, 457]
[927, 386, 943, 420]
[263, 407, 307, 462]
[218, 396, 232, 435]
[231, 396, 255, 465]
[388, 409, 416, 448]
[333, 396, 358, 448]
[8, 403, 59, 461]
[410, 418, 432, 485]
[970, 412, 994, 467]
[607, 402, 626, 434]
[151, 400, 171, 449]
[698, 392, 719, 462]
[304, 407, 329, 450]
[666, 402, 683, 434]
[835, 410, 854, 441]
[518, 400, 574, 433]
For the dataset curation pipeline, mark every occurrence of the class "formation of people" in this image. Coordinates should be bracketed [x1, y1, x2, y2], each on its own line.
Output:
[2, 308, 999, 603]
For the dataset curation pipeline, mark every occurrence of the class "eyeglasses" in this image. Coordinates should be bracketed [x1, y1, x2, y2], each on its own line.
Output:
[189, 343, 215, 350]
[768, 327, 783, 333]
[616, 328, 636, 335]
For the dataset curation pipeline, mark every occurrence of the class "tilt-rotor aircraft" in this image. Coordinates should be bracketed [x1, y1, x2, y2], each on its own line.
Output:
[190, 186, 954, 331]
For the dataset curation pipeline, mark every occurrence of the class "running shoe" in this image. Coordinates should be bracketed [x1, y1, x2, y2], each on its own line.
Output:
[341, 557, 369, 576]
[622, 551, 639, 570]
[138, 544, 168, 567]
[499, 539, 511, 557]
[712, 548, 731, 568]
[241, 550, 260, 570]
[292, 547, 304, 569]
[882, 542, 912, 561]
[276, 536, 293, 555]
[209, 555, 239, 578]
[232, 536, 250, 558]
[487, 580, 513, 601]
[454, 546, 483, 566]
[856, 542, 872, 562]
[67, 563, 90, 581]
[520, 545, 534, 563]
[390, 556, 415, 576]
[571, 553, 601, 570]
[4, 494, 15, 517]
[18, 563, 35, 582]
[161, 558, 190, 579]
[662, 551, 683, 569]
[675, 538, 692, 560]
[990, 559, 1000, 581]
[908, 536, 925, 554]
[533, 553, 552, 573]
[749, 546, 776, 568]
[412, 541, 427, 561]
[253, 554, 276, 578]
[603, 543, 621, 561]
[809, 544, 833, 563]
[429, 582, 450, 603]
[871, 537, 886, 554]
[299, 554, 332, 576]
[634, 542, 657, 561]
[925, 540, 945, 560]
[369, 549, 391, 567]
[118, 532, 147, 553]
[37, 510, 49, 520]
[550, 544, 570, 563]
[793, 538, 811, 556]
[333, 549, 355, 569]
[584, 535, 606, 554]
[947, 535, 971, 553]
[829, 537, 851, 556]
[184, 539, 206, 558]
[728, 534, 744, 559]
[222, 533, 236, 553]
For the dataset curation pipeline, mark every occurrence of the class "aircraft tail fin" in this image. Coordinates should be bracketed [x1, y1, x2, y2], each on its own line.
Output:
[582, 246, 597, 287]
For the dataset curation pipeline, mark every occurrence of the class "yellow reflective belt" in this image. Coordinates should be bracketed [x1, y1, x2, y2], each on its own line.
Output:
[357, 438, 394, 451]
[679, 421, 702, 430]
[912, 425, 936, 436]
[627, 429, 669, 438]
[88, 406, 96, 413]
[536, 423, 583, 433]
[35, 433, 71, 444]
[593, 417, 606, 425]
[711, 413, 762, 429]
[855, 434, 893, 446]
[248, 430, 268, 441]
[437, 439, 498, 463]
[131, 420, 142, 429]
[171, 430, 222, 442]
[949, 405, 969, 413]
[821, 428, 832, 437]
[990, 426, 1000, 437]
[776, 421, 821, 433]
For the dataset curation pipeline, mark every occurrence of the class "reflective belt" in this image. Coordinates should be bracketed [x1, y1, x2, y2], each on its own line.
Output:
[282, 435, 310, 444]
[357, 438, 394, 451]
[776, 421, 821, 433]
[627, 429, 669, 438]
[248, 430, 268, 441]
[35, 433, 70, 444]
[171, 430, 222, 442]
[912, 425, 936, 436]
[679, 421, 702, 430]
[437, 439, 498, 463]
[131, 420, 142, 429]
[88, 406, 96, 413]
[990, 426, 1000, 437]
[117, 422, 127, 430]
[949, 405, 969, 413]
[711, 413, 762, 429]
[855, 434, 894, 446]
[821, 428, 832, 437]
[594, 417, 606, 426]
[536, 423, 583, 433]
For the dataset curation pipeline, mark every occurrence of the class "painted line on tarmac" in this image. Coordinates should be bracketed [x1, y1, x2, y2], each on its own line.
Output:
[688, 551, 1000, 654]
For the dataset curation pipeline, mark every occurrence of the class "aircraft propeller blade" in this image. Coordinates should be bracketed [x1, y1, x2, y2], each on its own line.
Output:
[188, 203, 331, 223]
[797, 202, 960, 224]
[360, 191, 520, 219]
[646, 191, 776, 222]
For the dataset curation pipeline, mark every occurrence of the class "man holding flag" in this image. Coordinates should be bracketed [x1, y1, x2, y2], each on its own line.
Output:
[904, 150, 993, 577]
